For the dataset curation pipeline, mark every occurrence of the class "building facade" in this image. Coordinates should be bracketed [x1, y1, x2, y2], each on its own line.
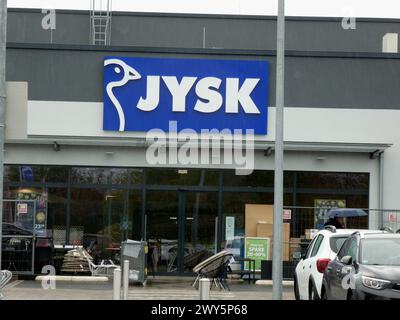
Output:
[2, 9, 400, 274]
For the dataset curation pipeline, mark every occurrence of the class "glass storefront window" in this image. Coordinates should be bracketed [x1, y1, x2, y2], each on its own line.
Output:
[110, 168, 143, 185]
[3, 186, 67, 240]
[294, 193, 369, 235]
[220, 191, 294, 263]
[2, 166, 371, 273]
[47, 188, 68, 245]
[184, 192, 218, 267]
[296, 172, 369, 190]
[69, 188, 141, 263]
[146, 191, 179, 273]
[146, 168, 219, 186]
[222, 170, 294, 188]
[220, 192, 292, 256]
[223, 170, 273, 188]
[127, 190, 142, 241]
[4, 165, 68, 183]
[71, 168, 109, 184]
[71, 167, 143, 185]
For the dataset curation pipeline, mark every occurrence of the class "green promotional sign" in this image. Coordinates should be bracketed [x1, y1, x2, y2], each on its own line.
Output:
[245, 237, 270, 271]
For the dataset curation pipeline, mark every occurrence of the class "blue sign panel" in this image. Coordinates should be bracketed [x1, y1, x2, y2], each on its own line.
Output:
[20, 166, 34, 182]
[103, 57, 269, 134]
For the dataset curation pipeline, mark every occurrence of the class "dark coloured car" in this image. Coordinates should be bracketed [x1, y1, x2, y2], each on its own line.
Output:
[322, 231, 400, 300]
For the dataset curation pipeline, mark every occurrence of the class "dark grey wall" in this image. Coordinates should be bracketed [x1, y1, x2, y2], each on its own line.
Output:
[7, 9, 400, 52]
[6, 45, 400, 109]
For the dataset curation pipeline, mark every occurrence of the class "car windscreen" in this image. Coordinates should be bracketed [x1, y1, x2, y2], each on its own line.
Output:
[329, 236, 349, 253]
[360, 238, 400, 266]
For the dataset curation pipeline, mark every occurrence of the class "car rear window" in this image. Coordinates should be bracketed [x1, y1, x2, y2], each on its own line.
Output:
[329, 236, 349, 253]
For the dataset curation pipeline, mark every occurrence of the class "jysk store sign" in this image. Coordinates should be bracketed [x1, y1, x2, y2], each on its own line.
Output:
[103, 57, 269, 133]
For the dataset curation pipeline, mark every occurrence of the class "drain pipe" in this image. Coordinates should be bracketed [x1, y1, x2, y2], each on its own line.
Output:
[0, 0, 7, 270]
[378, 151, 385, 229]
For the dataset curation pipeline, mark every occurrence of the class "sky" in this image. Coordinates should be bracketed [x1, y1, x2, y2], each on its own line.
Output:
[6, 0, 400, 19]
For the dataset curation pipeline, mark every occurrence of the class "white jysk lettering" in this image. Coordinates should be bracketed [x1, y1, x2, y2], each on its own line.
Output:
[163, 76, 197, 112]
[136, 76, 260, 114]
[194, 77, 223, 113]
[137, 76, 160, 111]
[226, 78, 260, 114]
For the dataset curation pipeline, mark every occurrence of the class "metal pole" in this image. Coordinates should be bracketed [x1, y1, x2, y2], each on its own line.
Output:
[122, 260, 129, 300]
[272, 0, 285, 300]
[0, 0, 7, 270]
[199, 278, 210, 300]
[378, 152, 385, 229]
[112, 267, 121, 300]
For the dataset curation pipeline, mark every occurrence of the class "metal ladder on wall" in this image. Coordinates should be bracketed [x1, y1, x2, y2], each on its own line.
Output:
[90, 0, 112, 45]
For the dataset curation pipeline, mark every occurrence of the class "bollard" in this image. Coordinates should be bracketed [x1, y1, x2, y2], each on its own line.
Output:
[123, 260, 129, 300]
[113, 268, 121, 300]
[199, 278, 210, 300]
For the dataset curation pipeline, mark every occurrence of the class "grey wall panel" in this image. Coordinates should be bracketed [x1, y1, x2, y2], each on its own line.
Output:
[6, 48, 271, 103]
[110, 16, 273, 50]
[285, 20, 400, 52]
[285, 57, 400, 108]
[7, 10, 90, 45]
[5, 46, 400, 109]
[6, 9, 400, 52]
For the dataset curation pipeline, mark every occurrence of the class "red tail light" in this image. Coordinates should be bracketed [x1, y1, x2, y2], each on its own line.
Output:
[316, 258, 331, 273]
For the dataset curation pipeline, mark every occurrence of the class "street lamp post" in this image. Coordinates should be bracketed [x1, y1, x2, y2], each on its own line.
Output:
[0, 0, 6, 269]
[272, 0, 285, 300]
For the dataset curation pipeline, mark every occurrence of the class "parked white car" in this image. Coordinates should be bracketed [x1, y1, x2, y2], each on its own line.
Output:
[294, 227, 374, 300]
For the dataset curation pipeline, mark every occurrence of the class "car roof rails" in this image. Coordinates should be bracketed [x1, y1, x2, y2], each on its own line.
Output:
[351, 231, 361, 236]
[324, 225, 337, 233]
[380, 227, 394, 233]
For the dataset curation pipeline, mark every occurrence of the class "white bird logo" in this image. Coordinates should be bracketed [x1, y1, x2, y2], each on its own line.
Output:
[104, 58, 142, 131]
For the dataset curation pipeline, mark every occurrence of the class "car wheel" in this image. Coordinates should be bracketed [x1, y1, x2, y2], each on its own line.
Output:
[294, 275, 300, 300]
[321, 287, 328, 300]
[347, 290, 355, 300]
[309, 281, 320, 300]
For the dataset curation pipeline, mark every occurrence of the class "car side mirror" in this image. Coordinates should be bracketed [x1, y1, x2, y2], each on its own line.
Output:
[340, 255, 353, 265]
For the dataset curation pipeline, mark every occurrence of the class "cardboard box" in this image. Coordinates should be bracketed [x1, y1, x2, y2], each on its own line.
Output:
[256, 222, 291, 261]
[245, 204, 274, 237]
[245, 204, 293, 261]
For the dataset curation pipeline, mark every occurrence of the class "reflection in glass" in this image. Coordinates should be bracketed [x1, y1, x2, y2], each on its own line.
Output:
[4, 165, 68, 183]
[69, 188, 140, 263]
[71, 167, 143, 185]
[221, 192, 274, 258]
[146, 168, 219, 186]
[184, 192, 218, 271]
[296, 172, 369, 190]
[146, 191, 179, 273]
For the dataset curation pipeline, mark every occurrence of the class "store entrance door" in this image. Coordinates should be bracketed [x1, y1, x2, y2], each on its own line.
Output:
[145, 190, 218, 275]
[181, 191, 218, 274]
